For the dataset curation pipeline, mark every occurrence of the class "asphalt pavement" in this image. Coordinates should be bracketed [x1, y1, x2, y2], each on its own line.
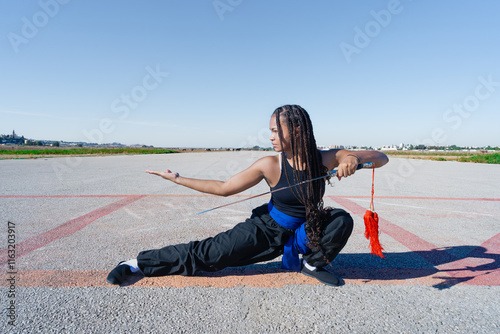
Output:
[1, 151, 499, 333]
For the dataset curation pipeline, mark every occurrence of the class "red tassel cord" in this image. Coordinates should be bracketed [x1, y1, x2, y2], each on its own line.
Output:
[363, 167, 385, 257]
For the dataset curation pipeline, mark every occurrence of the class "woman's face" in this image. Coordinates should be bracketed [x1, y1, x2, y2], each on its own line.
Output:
[269, 115, 290, 152]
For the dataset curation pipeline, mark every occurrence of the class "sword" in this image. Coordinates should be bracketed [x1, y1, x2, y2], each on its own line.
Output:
[196, 162, 374, 215]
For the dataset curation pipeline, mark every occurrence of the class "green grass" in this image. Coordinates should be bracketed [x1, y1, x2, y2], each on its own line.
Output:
[0, 147, 178, 156]
[383, 150, 500, 164]
[457, 153, 500, 164]
[385, 151, 473, 157]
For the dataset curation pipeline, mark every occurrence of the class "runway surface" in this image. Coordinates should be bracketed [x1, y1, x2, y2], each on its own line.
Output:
[1, 151, 499, 333]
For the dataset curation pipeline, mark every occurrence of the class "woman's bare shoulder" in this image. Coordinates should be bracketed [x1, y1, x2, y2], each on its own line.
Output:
[255, 154, 279, 171]
[254, 154, 280, 186]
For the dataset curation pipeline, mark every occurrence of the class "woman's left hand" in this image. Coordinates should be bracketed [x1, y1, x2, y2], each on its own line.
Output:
[145, 169, 180, 182]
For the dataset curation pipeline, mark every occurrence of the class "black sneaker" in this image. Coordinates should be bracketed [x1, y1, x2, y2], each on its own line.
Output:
[106, 261, 133, 285]
[301, 261, 342, 286]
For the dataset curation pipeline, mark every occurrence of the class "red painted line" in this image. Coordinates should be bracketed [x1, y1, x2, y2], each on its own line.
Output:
[0, 195, 138, 198]
[1, 194, 498, 201]
[0, 270, 322, 288]
[0, 195, 145, 266]
[0, 194, 267, 198]
[328, 196, 500, 201]
[479, 232, 500, 254]
[0, 268, 470, 287]
[1, 266, 496, 287]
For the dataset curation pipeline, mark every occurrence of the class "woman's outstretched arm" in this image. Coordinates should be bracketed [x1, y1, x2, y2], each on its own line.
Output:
[145, 156, 274, 197]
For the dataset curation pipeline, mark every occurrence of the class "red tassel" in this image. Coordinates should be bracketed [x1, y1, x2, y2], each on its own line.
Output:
[364, 167, 384, 258]
[364, 210, 384, 257]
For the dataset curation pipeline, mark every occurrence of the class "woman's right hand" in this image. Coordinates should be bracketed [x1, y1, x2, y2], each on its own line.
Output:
[145, 169, 180, 182]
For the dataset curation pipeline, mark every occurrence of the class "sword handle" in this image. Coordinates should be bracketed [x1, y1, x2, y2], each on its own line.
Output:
[327, 162, 374, 177]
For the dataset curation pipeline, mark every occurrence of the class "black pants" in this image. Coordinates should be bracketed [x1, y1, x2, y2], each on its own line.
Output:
[137, 203, 353, 276]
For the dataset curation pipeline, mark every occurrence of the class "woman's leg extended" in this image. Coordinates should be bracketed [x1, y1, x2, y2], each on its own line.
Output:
[137, 207, 292, 277]
[302, 208, 354, 268]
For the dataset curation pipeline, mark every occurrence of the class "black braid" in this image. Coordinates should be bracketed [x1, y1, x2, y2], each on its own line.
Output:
[273, 105, 331, 253]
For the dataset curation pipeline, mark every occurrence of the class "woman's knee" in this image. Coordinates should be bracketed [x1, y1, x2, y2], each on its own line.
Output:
[322, 209, 353, 244]
[302, 210, 354, 267]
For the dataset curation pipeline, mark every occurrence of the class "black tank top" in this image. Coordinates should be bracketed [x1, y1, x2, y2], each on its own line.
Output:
[270, 155, 325, 218]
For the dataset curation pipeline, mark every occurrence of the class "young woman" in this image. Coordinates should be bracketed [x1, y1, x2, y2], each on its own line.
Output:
[107, 105, 389, 286]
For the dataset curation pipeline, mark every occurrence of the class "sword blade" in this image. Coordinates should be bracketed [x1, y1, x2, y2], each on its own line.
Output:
[196, 162, 374, 215]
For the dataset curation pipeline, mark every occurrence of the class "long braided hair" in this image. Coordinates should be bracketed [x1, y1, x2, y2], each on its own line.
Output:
[273, 105, 330, 251]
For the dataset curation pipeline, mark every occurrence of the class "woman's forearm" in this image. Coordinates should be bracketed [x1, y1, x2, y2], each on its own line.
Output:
[146, 170, 228, 196]
[355, 151, 389, 168]
[338, 150, 389, 168]
[175, 176, 228, 196]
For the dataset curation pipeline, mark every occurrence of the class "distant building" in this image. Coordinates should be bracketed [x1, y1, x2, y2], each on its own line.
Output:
[1, 130, 24, 145]
[380, 145, 398, 151]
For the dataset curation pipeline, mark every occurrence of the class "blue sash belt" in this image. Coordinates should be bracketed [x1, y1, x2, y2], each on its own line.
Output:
[267, 201, 310, 271]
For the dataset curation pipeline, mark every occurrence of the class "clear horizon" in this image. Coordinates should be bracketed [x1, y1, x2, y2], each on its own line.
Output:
[2, 129, 498, 150]
[1, 1, 499, 148]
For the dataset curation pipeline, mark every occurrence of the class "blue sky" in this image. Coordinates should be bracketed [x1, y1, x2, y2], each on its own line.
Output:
[1, 0, 499, 148]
